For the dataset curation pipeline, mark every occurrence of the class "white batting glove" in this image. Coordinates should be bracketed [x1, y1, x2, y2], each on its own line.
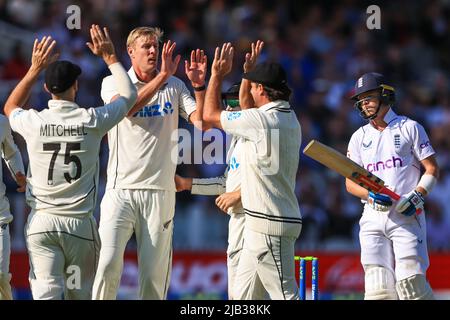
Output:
[395, 190, 424, 216]
[367, 191, 393, 211]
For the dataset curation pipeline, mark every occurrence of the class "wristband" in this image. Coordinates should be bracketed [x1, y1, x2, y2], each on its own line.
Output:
[417, 174, 437, 194]
[193, 84, 206, 91]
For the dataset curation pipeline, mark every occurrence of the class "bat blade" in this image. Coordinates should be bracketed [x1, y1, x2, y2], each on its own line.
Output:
[303, 140, 400, 200]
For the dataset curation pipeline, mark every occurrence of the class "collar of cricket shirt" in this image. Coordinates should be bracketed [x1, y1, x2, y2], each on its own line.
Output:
[128, 67, 169, 87]
[48, 99, 80, 110]
[382, 108, 398, 124]
[259, 100, 291, 112]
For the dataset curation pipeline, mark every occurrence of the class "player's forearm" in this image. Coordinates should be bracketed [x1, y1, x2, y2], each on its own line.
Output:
[239, 79, 254, 109]
[346, 178, 369, 200]
[102, 54, 119, 66]
[5, 151, 25, 181]
[416, 156, 440, 196]
[4, 66, 40, 117]
[109, 62, 137, 110]
[127, 72, 169, 116]
[190, 88, 211, 131]
[203, 74, 223, 128]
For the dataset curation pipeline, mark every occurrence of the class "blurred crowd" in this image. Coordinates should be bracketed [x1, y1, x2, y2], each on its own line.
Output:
[1, 0, 449, 252]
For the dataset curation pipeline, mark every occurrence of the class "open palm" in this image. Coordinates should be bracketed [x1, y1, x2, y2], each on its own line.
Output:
[185, 49, 207, 87]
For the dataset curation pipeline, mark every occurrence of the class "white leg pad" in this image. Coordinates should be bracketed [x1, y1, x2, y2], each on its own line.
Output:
[396, 274, 435, 300]
[364, 265, 398, 300]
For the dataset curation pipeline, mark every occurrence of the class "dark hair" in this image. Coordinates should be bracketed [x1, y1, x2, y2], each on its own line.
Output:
[262, 85, 291, 102]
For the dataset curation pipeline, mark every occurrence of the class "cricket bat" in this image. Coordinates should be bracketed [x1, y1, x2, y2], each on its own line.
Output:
[303, 140, 400, 200]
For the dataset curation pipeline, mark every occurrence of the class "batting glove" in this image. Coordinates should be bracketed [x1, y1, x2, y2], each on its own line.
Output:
[367, 191, 393, 211]
[395, 190, 424, 216]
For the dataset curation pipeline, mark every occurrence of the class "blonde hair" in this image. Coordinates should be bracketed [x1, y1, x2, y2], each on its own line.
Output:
[126, 27, 164, 48]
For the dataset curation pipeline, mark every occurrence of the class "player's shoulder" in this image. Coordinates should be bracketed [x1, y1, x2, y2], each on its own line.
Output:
[351, 124, 368, 138]
[166, 75, 187, 89]
[395, 114, 423, 131]
[102, 74, 115, 88]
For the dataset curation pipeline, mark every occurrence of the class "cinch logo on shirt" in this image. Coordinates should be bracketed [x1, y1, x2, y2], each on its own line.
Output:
[420, 141, 431, 149]
[132, 102, 173, 118]
[366, 156, 403, 172]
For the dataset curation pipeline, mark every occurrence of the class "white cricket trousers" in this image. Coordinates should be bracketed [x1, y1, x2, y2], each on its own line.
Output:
[25, 212, 100, 300]
[92, 189, 175, 300]
[359, 206, 430, 281]
[0, 223, 12, 300]
[233, 228, 299, 300]
[227, 213, 267, 300]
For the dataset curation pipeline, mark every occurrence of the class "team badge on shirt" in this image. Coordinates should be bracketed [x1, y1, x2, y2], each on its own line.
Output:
[394, 134, 401, 149]
[227, 112, 242, 121]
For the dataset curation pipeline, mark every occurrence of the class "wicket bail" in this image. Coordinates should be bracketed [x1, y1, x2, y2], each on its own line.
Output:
[295, 256, 319, 300]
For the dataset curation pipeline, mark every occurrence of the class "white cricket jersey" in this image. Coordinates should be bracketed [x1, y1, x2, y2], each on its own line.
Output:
[347, 108, 435, 197]
[9, 99, 131, 216]
[0, 115, 25, 224]
[101, 68, 196, 191]
[220, 101, 302, 237]
[191, 135, 244, 214]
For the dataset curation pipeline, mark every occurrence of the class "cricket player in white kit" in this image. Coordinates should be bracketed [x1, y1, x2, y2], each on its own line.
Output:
[203, 44, 302, 300]
[175, 41, 266, 300]
[92, 27, 208, 300]
[4, 25, 137, 299]
[346, 72, 439, 300]
[0, 115, 26, 300]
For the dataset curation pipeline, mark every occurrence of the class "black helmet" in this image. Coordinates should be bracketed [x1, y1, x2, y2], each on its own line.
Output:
[221, 82, 240, 108]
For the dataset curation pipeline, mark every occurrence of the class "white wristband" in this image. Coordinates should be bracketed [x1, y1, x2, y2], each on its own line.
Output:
[417, 174, 437, 194]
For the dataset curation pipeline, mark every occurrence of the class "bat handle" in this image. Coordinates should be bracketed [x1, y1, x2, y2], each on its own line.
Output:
[380, 187, 400, 201]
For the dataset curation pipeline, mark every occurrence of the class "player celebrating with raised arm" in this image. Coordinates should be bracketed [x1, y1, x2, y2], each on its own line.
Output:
[202, 43, 302, 300]
[175, 41, 265, 300]
[346, 72, 439, 300]
[3, 25, 137, 299]
[0, 116, 26, 300]
[92, 27, 208, 300]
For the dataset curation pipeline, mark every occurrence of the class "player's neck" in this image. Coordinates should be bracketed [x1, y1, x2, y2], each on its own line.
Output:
[134, 66, 157, 83]
[370, 118, 387, 131]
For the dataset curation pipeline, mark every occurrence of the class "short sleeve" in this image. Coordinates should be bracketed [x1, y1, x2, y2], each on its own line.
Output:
[220, 109, 265, 142]
[9, 108, 31, 138]
[347, 130, 363, 166]
[411, 122, 435, 161]
[101, 75, 119, 104]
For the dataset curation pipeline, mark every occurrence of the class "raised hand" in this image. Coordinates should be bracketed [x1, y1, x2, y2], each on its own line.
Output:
[31, 36, 59, 71]
[86, 24, 117, 65]
[161, 40, 181, 78]
[243, 40, 264, 73]
[211, 43, 234, 79]
[185, 49, 207, 87]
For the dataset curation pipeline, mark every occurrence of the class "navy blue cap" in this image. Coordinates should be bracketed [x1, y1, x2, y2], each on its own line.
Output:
[45, 60, 81, 94]
[243, 62, 289, 91]
[351, 72, 392, 100]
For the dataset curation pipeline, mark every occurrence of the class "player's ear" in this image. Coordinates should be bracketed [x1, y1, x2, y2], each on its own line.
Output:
[127, 46, 135, 59]
[44, 83, 51, 94]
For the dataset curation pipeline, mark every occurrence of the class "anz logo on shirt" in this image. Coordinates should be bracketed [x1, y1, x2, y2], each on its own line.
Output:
[132, 102, 174, 118]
